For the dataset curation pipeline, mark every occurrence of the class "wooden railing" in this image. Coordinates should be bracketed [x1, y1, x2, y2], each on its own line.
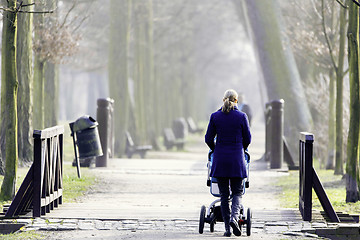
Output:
[4, 125, 64, 218]
[299, 132, 339, 222]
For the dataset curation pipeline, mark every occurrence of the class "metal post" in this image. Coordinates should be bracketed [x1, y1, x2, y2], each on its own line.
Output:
[69, 122, 81, 178]
[270, 99, 284, 169]
[96, 98, 114, 167]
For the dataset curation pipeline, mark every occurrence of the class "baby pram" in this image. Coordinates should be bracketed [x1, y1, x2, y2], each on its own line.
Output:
[199, 150, 252, 236]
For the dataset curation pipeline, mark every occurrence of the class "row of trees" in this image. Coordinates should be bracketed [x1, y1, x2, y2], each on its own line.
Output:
[282, 0, 360, 203]
[0, 0, 240, 200]
[235, 0, 360, 202]
[2, 0, 359, 204]
[0, 0, 82, 200]
[107, 0, 238, 156]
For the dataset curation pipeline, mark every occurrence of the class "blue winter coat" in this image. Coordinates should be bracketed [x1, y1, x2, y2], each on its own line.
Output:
[205, 106, 251, 178]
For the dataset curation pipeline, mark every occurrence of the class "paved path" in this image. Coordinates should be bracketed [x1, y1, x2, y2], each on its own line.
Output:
[16, 122, 338, 239]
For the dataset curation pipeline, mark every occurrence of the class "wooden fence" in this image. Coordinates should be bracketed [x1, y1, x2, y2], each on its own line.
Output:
[4, 125, 64, 218]
[299, 132, 339, 222]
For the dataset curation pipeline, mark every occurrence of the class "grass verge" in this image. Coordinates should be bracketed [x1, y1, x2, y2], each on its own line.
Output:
[0, 231, 46, 240]
[277, 167, 360, 214]
[0, 163, 97, 240]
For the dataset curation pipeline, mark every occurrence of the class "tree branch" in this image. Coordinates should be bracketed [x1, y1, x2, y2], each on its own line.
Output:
[0, 7, 12, 12]
[22, 3, 35, 8]
[336, 0, 348, 8]
[352, 0, 360, 7]
[17, 1, 23, 12]
[321, 0, 338, 71]
[18, 9, 54, 14]
[60, 2, 76, 29]
[0, 3, 54, 14]
[72, 15, 89, 33]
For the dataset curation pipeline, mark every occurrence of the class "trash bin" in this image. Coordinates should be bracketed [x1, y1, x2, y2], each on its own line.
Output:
[70, 115, 103, 166]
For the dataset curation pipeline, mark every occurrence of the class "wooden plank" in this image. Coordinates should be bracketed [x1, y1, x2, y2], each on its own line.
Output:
[312, 168, 340, 222]
[300, 132, 314, 142]
[33, 137, 42, 218]
[5, 165, 34, 217]
[33, 125, 64, 140]
[303, 139, 313, 221]
[16, 180, 33, 215]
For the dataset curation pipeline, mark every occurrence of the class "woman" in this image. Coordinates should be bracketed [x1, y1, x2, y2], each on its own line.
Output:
[205, 89, 251, 237]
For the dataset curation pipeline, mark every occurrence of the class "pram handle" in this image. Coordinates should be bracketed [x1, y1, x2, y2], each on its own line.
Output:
[245, 149, 250, 188]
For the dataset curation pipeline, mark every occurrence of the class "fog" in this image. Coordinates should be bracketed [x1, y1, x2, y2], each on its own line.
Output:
[57, 0, 264, 123]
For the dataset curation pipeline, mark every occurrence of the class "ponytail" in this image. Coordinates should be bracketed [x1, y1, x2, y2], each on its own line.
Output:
[221, 98, 231, 113]
[221, 89, 238, 113]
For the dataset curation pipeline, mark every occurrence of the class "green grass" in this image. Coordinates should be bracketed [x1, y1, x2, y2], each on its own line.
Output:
[0, 125, 98, 239]
[0, 165, 97, 204]
[62, 165, 97, 203]
[277, 167, 360, 214]
[0, 231, 46, 240]
[0, 165, 96, 240]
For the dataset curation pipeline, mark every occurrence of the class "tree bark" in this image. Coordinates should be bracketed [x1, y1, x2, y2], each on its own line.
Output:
[44, 62, 59, 127]
[44, 0, 59, 128]
[334, 3, 347, 175]
[17, 0, 34, 164]
[0, 0, 19, 200]
[108, 0, 131, 156]
[345, 0, 360, 203]
[240, 0, 313, 158]
[133, 2, 148, 143]
[33, 60, 45, 130]
[326, 71, 336, 169]
[33, 5, 45, 130]
[0, 0, 8, 174]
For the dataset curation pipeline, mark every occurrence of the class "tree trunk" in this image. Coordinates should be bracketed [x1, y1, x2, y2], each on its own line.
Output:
[17, 0, 34, 164]
[108, 0, 131, 156]
[240, 0, 313, 158]
[345, 0, 360, 203]
[0, 0, 19, 200]
[133, 3, 147, 143]
[334, 4, 347, 175]
[326, 71, 336, 169]
[33, 6, 45, 130]
[143, 0, 156, 141]
[33, 60, 45, 130]
[44, 0, 58, 128]
[44, 62, 59, 127]
[0, 0, 8, 174]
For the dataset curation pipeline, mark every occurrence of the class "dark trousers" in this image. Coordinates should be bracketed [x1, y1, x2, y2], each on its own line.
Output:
[217, 177, 243, 231]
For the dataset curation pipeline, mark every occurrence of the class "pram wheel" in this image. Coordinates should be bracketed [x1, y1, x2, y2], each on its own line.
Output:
[199, 205, 206, 234]
[246, 208, 252, 236]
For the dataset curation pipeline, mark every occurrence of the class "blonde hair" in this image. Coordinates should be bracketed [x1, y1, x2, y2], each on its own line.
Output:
[221, 89, 238, 113]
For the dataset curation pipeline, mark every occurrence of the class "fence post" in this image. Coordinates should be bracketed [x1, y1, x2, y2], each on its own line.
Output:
[299, 132, 314, 221]
[269, 99, 284, 169]
[33, 135, 42, 217]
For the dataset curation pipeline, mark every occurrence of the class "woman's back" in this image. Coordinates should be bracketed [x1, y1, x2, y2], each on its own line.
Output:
[205, 107, 251, 178]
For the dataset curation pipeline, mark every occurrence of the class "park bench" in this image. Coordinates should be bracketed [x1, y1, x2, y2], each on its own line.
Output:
[125, 131, 152, 158]
[163, 128, 185, 150]
[187, 117, 203, 134]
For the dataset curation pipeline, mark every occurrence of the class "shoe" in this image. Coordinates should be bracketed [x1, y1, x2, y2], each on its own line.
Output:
[230, 220, 241, 236]
[223, 229, 231, 237]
